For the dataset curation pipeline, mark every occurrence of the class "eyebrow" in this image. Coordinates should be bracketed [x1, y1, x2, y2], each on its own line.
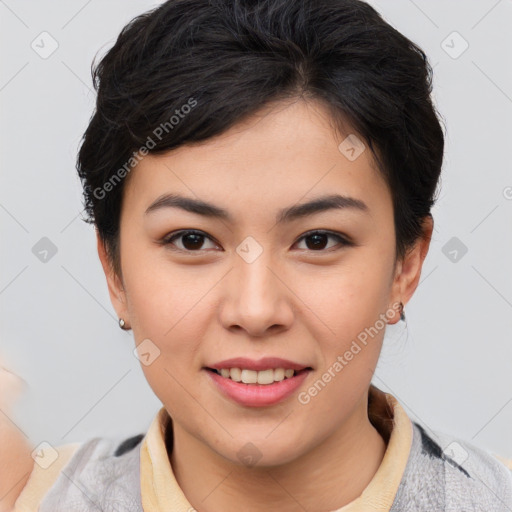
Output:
[145, 193, 369, 224]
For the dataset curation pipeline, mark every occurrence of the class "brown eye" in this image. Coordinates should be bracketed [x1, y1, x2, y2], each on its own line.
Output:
[162, 230, 219, 252]
[295, 231, 352, 251]
[160, 229, 352, 254]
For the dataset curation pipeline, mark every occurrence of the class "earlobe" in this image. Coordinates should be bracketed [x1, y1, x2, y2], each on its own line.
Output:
[96, 231, 130, 325]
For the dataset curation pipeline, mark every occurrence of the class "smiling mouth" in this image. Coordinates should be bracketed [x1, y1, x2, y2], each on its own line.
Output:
[205, 367, 313, 385]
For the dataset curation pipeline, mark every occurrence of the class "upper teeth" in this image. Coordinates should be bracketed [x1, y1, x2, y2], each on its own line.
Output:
[217, 368, 296, 384]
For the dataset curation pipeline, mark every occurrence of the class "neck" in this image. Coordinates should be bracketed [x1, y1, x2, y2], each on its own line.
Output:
[168, 391, 387, 512]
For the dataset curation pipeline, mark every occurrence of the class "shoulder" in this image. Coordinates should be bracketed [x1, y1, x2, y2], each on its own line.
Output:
[14, 433, 145, 512]
[391, 420, 512, 511]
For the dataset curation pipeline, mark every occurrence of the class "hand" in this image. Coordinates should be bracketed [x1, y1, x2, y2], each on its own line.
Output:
[0, 357, 35, 512]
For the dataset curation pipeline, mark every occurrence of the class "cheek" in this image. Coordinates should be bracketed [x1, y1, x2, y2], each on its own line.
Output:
[121, 250, 215, 387]
[295, 264, 391, 425]
[306, 251, 394, 336]
[123, 243, 210, 335]
[295, 250, 394, 405]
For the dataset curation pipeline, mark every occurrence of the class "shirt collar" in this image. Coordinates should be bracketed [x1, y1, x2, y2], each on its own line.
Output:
[140, 384, 413, 512]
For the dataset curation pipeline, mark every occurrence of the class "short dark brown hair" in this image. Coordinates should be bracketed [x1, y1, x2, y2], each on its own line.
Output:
[77, 0, 445, 276]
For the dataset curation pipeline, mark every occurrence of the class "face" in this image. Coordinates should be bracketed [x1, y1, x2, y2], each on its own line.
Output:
[99, 98, 430, 468]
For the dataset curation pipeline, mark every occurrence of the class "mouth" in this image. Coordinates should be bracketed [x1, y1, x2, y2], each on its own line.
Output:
[204, 366, 313, 385]
[203, 365, 313, 407]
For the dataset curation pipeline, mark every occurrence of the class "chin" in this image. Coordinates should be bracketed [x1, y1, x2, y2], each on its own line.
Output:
[216, 438, 305, 469]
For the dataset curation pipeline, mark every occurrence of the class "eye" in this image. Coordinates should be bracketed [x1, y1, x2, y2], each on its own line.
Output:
[294, 230, 352, 251]
[160, 229, 352, 253]
[161, 230, 220, 252]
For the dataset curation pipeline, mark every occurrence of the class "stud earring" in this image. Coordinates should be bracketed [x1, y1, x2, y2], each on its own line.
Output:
[119, 318, 128, 330]
[399, 302, 406, 322]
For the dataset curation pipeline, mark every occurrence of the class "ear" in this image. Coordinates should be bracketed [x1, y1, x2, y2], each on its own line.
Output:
[388, 215, 433, 324]
[96, 230, 130, 326]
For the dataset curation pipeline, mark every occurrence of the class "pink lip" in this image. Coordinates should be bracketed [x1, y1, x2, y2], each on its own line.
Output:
[206, 357, 312, 371]
[204, 367, 311, 407]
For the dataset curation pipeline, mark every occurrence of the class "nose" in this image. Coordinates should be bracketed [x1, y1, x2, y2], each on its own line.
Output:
[219, 251, 295, 338]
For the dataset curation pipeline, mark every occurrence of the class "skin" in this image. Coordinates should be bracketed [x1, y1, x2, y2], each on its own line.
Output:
[98, 98, 432, 512]
[0, 361, 34, 512]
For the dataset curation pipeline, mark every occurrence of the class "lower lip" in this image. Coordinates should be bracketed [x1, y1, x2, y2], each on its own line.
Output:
[204, 368, 311, 407]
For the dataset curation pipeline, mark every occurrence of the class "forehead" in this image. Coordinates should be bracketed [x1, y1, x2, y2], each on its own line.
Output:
[122, 99, 390, 221]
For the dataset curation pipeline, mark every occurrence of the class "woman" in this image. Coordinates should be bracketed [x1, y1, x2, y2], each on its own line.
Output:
[4, 0, 512, 510]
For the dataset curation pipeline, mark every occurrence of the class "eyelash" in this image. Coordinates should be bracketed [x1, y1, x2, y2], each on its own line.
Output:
[160, 229, 353, 254]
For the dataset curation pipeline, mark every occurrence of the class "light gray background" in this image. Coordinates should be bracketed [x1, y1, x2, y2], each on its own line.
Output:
[1, 0, 511, 459]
